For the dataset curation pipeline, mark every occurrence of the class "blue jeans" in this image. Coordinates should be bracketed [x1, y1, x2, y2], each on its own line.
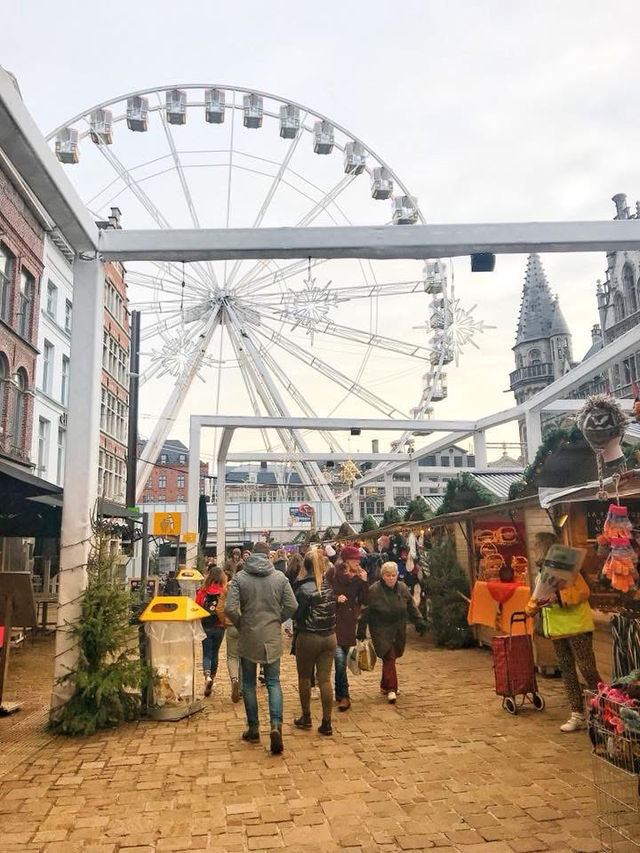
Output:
[241, 657, 283, 729]
[334, 644, 350, 699]
[202, 626, 225, 677]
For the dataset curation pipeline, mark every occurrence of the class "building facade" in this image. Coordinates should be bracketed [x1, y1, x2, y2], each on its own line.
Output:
[31, 233, 73, 483]
[139, 439, 208, 505]
[28, 209, 131, 505]
[593, 193, 640, 397]
[0, 150, 45, 469]
[509, 195, 640, 416]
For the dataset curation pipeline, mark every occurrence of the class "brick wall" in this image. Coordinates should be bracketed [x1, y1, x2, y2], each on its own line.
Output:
[0, 164, 44, 466]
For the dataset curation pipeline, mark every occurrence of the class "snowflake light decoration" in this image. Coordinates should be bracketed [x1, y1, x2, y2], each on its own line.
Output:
[280, 275, 338, 344]
[416, 298, 494, 367]
[149, 333, 216, 380]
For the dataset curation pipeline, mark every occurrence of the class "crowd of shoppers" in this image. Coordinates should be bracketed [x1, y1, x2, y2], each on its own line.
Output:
[190, 538, 427, 754]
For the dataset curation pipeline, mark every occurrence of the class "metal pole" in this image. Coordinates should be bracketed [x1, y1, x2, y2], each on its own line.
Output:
[126, 311, 140, 514]
[53, 256, 104, 708]
[140, 512, 149, 585]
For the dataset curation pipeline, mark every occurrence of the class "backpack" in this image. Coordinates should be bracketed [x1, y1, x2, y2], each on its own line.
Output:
[198, 588, 222, 626]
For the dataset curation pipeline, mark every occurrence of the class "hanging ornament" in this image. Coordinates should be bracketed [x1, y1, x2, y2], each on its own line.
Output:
[576, 394, 628, 494]
[603, 504, 633, 539]
[602, 537, 639, 593]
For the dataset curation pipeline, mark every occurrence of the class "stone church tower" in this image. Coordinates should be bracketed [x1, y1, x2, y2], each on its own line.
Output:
[510, 254, 574, 404]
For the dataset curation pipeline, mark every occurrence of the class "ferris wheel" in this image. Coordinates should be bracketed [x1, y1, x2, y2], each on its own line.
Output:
[46, 84, 489, 511]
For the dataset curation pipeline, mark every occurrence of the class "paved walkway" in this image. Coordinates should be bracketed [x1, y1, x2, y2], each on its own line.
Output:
[0, 635, 602, 853]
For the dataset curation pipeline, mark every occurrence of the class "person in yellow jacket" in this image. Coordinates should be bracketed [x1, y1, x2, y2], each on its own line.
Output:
[526, 572, 601, 732]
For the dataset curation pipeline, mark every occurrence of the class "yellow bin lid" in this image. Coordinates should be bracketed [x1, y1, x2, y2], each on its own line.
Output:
[139, 596, 208, 622]
[176, 568, 204, 581]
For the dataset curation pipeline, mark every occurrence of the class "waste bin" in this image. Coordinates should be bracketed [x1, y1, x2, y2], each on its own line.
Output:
[139, 595, 208, 721]
[176, 567, 203, 599]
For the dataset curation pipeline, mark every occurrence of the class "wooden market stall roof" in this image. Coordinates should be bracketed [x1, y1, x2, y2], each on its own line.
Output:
[335, 495, 546, 544]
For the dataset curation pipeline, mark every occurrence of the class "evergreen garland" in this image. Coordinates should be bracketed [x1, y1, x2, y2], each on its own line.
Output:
[404, 496, 433, 522]
[360, 514, 379, 533]
[437, 472, 496, 515]
[420, 538, 474, 648]
[507, 425, 585, 500]
[322, 526, 336, 541]
[49, 526, 154, 737]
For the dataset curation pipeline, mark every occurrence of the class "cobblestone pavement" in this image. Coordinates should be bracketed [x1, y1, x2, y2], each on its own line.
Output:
[0, 634, 602, 853]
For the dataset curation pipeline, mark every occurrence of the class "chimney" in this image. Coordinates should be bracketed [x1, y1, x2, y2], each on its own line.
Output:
[109, 207, 122, 229]
[371, 439, 379, 454]
[612, 193, 629, 220]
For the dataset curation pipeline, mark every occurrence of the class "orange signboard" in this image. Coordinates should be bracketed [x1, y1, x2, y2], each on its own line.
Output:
[153, 512, 182, 536]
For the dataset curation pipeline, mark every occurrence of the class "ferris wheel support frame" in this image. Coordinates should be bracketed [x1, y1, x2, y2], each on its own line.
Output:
[135, 308, 222, 498]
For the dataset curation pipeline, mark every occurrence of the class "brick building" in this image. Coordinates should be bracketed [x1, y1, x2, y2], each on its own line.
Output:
[139, 439, 208, 505]
[0, 148, 46, 468]
[98, 211, 130, 505]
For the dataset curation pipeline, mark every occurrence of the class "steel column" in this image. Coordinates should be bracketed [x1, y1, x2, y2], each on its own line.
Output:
[52, 256, 104, 707]
[216, 428, 235, 567]
[186, 417, 202, 568]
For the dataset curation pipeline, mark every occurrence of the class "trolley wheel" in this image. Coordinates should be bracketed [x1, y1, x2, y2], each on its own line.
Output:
[504, 697, 518, 715]
[532, 693, 545, 711]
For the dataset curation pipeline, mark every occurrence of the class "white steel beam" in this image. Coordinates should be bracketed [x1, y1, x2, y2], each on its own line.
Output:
[53, 257, 104, 706]
[98, 220, 640, 262]
[0, 69, 99, 252]
[190, 415, 476, 432]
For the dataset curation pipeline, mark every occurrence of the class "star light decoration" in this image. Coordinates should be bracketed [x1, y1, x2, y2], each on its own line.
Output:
[280, 274, 338, 344]
[415, 298, 494, 367]
[149, 332, 217, 380]
[340, 458, 361, 486]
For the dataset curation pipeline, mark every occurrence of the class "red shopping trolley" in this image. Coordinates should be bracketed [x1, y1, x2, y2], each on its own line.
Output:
[492, 612, 545, 715]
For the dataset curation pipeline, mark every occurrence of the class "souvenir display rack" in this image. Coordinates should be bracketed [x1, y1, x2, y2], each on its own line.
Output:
[587, 688, 640, 851]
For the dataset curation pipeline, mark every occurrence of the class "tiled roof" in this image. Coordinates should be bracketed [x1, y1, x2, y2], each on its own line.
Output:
[469, 472, 523, 499]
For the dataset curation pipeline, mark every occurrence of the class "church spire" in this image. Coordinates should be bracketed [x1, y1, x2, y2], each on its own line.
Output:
[515, 254, 557, 345]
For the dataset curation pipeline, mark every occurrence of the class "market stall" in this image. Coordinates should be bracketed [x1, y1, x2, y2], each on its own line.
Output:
[540, 469, 640, 683]
[429, 497, 560, 673]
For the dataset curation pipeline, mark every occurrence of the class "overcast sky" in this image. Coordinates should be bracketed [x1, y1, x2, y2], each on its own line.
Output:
[4, 1, 640, 464]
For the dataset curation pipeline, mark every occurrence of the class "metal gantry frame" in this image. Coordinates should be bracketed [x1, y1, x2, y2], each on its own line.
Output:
[3, 67, 640, 700]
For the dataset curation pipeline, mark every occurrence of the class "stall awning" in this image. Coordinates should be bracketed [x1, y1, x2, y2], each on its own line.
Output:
[539, 468, 640, 509]
[0, 460, 63, 537]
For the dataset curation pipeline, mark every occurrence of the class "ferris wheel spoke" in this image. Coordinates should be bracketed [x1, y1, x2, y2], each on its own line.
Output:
[225, 115, 307, 291]
[233, 175, 356, 296]
[94, 142, 215, 291]
[225, 320, 279, 455]
[135, 307, 223, 499]
[144, 261, 213, 296]
[225, 317, 319, 497]
[250, 334, 344, 453]
[253, 322, 408, 420]
[139, 312, 193, 342]
[258, 307, 433, 360]
[225, 307, 343, 510]
[155, 94, 220, 292]
[252, 279, 426, 309]
[125, 273, 190, 298]
[236, 257, 333, 301]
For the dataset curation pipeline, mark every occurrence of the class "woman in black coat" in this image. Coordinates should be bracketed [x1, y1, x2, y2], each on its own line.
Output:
[356, 561, 426, 704]
[292, 551, 337, 735]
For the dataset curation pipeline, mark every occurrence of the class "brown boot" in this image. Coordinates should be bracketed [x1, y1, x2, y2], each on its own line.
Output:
[337, 697, 351, 712]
